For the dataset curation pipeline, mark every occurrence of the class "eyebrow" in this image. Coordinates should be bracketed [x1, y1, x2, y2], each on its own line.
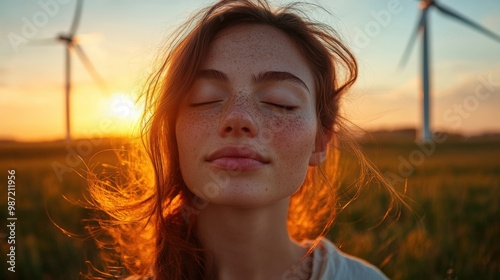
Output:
[196, 69, 309, 92]
[196, 69, 229, 82]
[253, 71, 310, 92]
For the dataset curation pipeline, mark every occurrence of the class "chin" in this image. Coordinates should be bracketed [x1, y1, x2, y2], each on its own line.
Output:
[192, 180, 298, 209]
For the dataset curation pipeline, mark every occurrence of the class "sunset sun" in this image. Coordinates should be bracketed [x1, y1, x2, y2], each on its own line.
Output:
[109, 93, 141, 120]
[103, 92, 143, 135]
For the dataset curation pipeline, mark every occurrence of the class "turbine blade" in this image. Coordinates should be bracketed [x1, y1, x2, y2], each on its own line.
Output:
[434, 3, 500, 43]
[28, 38, 58, 46]
[399, 10, 427, 69]
[72, 44, 108, 93]
[73, 32, 103, 45]
[69, 0, 84, 36]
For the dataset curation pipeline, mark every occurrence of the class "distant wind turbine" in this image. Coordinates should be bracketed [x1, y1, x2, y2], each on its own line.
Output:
[35, 0, 107, 141]
[400, 0, 500, 142]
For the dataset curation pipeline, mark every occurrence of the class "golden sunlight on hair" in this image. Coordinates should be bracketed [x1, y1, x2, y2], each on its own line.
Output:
[85, 139, 156, 277]
[99, 92, 143, 136]
[84, 1, 404, 279]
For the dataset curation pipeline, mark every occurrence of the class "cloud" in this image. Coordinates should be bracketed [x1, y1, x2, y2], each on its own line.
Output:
[484, 13, 500, 29]
[438, 66, 500, 99]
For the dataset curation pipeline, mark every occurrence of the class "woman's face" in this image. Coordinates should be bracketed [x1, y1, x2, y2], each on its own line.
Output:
[176, 24, 324, 207]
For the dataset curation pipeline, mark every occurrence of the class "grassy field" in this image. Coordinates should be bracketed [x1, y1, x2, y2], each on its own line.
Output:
[0, 135, 498, 279]
[330, 133, 500, 279]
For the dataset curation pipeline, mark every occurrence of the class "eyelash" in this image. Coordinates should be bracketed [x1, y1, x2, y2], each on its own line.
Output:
[190, 101, 296, 111]
[263, 102, 296, 111]
[190, 101, 222, 107]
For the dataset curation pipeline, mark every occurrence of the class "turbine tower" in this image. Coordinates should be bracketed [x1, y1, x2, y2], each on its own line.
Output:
[400, 0, 500, 142]
[37, 0, 106, 141]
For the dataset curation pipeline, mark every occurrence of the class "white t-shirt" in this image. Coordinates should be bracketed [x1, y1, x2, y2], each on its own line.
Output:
[282, 238, 389, 280]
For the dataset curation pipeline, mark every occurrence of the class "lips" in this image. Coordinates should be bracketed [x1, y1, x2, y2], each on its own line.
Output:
[206, 145, 270, 170]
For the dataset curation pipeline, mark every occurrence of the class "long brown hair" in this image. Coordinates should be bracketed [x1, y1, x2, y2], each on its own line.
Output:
[86, 0, 399, 278]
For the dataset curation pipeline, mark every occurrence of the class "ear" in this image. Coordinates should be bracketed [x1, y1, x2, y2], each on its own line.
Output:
[309, 130, 333, 166]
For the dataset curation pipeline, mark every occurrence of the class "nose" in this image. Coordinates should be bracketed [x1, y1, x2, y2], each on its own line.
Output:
[218, 101, 258, 138]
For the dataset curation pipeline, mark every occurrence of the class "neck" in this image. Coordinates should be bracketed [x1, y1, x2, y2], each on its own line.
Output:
[196, 198, 308, 280]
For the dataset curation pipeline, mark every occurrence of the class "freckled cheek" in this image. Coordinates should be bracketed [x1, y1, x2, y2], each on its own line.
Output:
[267, 115, 317, 166]
[264, 117, 316, 195]
[175, 112, 217, 160]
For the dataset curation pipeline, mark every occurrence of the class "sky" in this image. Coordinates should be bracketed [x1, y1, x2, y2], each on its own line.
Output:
[1, 0, 499, 142]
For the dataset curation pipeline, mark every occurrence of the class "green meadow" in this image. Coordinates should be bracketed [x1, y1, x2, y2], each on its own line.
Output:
[0, 134, 498, 279]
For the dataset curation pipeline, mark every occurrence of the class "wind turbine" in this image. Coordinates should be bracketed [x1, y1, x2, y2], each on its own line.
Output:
[400, 0, 500, 142]
[37, 0, 107, 141]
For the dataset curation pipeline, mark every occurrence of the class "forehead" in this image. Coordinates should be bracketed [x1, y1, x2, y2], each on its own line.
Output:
[202, 24, 314, 86]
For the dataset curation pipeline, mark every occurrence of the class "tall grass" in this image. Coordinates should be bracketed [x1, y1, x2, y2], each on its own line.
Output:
[329, 136, 500, 279]
[0, 136, 498, 279]
[0, 139, 120, 279]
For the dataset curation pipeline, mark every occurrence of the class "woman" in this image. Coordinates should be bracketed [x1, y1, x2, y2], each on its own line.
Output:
[88, 0, 396, 279]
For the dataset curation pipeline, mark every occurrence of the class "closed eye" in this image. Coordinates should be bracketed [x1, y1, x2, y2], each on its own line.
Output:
[262, 102, 297, 111]
[190, 100, 222, 107]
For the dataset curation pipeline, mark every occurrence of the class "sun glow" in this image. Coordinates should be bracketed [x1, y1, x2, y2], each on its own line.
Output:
[105, 92, 142, 135]
[110, 93, 141, 119]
